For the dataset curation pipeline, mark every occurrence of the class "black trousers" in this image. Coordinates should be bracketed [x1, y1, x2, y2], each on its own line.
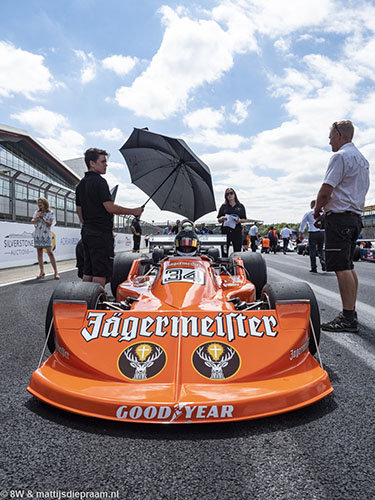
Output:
[250, 235, 258, 252]
[223, 230, 242, 257]
[282, 238, 289, 253]
[133, 234, 141, 251]
[309, 231, 325, 270]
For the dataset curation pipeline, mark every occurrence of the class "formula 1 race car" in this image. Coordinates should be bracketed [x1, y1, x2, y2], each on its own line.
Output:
[28, 233, 332, 423]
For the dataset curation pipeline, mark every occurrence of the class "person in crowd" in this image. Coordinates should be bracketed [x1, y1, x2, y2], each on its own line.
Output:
[314, 120, 370, 332]
[163, 225, 172, 234]
[249, 222, 260, 252]
[261, 236, 270, 254]
[242, 228, 249, 251]
[31, 197, 60, 279]
[200, 223, 209, 234]
[299, 200, 326, 273]
[280, 224, 292, 255]
[217, 188, 247, 257]
[131, 215, 142, 252]
[76, 148, 143, 287]
[267, 226, 279, 254]
[171, 220, 181, 234]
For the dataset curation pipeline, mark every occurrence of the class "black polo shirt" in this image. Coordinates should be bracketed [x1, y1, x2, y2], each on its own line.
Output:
[76, 171, 113, 233]
[217, 202, 246, 233]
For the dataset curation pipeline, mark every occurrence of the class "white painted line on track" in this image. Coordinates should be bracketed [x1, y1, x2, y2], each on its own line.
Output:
[0, 268, 77, 288]
[268, 267, 375, 371]
[268, 267, 375, 320]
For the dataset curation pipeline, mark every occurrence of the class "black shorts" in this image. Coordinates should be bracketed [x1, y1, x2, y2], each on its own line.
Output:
[324, 212, 362, 272]
[81, 229, 114, 279]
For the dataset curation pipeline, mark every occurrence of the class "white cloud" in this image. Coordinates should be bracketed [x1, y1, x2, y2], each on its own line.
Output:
[39, 129, 85, 160]
[75, 50, 97, 84]
[184, 107, 225, 129]
[115, 6, 234, 119]
[184, 129, 248, 150]
[229, 100, 251, 124]
[102, 55, 138, 75]
[11, 105, 85, 160]
[0, 41, 55, 98]
[274, 38, 291, 53]
[11, 106, 68, 136]
[89, 128, 124, 141]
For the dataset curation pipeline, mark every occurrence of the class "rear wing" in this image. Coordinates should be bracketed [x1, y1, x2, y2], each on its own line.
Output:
[148, 234, 227, 251]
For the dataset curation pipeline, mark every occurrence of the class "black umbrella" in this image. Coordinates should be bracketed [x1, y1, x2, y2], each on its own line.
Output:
[119, 128, 216, 222]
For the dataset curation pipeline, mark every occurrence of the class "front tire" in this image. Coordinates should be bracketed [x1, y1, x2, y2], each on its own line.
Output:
[110, 252, 139, 298]
[261, 281, 320, 355]
[45, 282, 106, 353]
[231, 252, 267, 299]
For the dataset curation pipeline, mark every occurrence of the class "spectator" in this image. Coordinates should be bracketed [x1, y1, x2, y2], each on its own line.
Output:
[314, 120, 370, 332]
[217, 188, 247, 257]
[163, 225, 172, 235]
[76, 148, 143, 287]
[267, 226, 279, 254]
[200, 223, 209, 234]
[249, 222, 260, 252]
[171, 220, 181, 234]
[280, 224, 292, 255]
[261, 236, 270, 254]
[31, 197, 60, 279]
[299, 200, 325, 273]
[131, 215, 142, 252]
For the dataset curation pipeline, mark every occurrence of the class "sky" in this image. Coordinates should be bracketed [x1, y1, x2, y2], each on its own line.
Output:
[1, 0, 374, 225]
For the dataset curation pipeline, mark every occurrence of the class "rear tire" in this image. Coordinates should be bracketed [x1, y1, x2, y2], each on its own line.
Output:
[231, 252, 267, 299]
[261, 281, 320, 355]
[45, 282, 106, 353]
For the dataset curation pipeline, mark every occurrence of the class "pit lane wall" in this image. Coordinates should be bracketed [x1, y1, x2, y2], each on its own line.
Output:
[0, 221, 144, 269]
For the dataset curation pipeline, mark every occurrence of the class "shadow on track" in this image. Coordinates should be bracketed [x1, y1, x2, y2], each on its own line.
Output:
[25, 391, 338, 441]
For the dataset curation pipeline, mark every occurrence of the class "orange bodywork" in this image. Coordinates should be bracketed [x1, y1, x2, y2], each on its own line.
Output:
[28, 256, 332, 423]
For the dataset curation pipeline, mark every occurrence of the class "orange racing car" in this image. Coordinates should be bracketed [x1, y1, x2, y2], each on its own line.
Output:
[28, 228, 332, 423]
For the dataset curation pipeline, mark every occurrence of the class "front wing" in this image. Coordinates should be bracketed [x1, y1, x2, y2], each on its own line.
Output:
[28, 301, 332, 423]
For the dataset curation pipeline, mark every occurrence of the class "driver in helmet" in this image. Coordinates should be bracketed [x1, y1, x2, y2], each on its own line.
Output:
[175, 221, 200, 256]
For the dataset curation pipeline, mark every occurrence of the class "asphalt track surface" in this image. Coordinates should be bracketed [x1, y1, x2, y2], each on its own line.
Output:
[1, 251, 374, 500]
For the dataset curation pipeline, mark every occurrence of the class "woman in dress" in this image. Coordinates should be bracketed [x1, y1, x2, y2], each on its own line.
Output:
[31, 198, 60, 279]
[217, 188, 247, 257]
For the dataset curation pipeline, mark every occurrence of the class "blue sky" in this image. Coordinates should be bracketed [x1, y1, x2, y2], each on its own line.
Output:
[1, 0, 374, 224]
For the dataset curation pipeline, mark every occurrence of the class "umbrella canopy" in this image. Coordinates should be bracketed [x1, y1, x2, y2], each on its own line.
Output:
[120, 128, 216, 222]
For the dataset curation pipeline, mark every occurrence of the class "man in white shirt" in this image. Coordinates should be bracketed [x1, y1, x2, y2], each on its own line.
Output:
[314, 120, 370, 333]
[249, 223, 259, 252]
[280, 225, 292, 254]
[299, 201, 325, 272]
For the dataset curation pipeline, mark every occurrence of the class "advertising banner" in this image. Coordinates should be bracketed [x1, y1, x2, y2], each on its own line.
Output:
[0, 222, 145, 269]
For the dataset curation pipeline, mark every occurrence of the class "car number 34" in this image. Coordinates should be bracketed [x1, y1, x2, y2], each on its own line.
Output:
[162, 267, 205, 285]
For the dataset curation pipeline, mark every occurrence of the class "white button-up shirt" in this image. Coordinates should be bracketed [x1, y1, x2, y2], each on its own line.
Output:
[323, 142, 369, 214]
[299, 210, 322, 233]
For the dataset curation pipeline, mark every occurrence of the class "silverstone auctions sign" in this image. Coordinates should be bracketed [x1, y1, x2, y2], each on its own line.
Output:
[0, 222, 138, 269]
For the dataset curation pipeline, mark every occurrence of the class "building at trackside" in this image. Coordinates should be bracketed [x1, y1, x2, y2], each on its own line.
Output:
[0, 123, 160, 269]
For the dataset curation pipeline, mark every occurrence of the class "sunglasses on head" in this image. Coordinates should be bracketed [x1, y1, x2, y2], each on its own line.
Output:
[333, 122, 342, 136]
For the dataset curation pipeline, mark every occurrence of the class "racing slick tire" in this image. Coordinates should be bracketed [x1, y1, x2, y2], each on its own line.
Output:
[353, 246, 361, 262]
[261, 281, 320, 355]
[297, 244, 306, 255]
[110, 252, 140, 298]
[231, 252, 267, 300]
[45, 282, 106, 353]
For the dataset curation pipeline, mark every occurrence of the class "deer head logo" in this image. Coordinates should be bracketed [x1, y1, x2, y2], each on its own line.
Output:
[193, 342, 240, 380]
[118, 343, 166, 380]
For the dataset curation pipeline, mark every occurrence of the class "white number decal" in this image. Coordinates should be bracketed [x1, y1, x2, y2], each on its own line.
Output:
[162, 267, 205, 285]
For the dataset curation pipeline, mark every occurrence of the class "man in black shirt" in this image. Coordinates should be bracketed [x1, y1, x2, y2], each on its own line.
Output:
[131, 215, 142, 252]
[76, 148, 143, 287]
